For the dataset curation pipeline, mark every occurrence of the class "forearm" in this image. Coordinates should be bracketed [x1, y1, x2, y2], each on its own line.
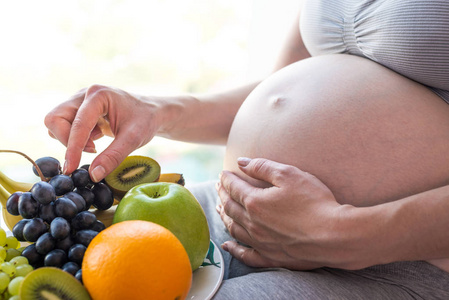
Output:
[151, 81, 260, 145]
[154, 10, 310, 145]
[333, 185, 449, 270]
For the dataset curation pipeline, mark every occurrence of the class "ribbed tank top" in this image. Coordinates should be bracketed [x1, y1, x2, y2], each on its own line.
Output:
[300, 0, 449, 103]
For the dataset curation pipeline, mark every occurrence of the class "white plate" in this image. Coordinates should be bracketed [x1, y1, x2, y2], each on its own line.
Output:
[187, 240, 224, 300]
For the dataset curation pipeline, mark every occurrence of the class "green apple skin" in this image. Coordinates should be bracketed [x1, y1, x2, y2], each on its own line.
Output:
[112, 182, 210, 271]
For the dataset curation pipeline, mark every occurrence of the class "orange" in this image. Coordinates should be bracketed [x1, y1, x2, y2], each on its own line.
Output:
[82, 220, 192, 300]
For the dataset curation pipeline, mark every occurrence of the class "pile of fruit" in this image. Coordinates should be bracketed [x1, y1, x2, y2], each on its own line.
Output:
[6, 156, 113, 281]
[0, 150, 210, 300]
[0, 228, 34, 299]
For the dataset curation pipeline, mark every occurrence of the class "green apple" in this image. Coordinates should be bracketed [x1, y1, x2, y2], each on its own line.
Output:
[112, 182, 210, 271]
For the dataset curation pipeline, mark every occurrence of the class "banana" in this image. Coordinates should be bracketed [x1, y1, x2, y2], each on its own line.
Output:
[0, 180, 118, 231]
[157, 173, 185, 186]
[0, 170, 34, 194]
[91, 205, 117, 228]
[0, 184, 23, 231]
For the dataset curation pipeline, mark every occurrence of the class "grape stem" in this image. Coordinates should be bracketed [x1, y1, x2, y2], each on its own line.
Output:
[0, 150, 46, 181]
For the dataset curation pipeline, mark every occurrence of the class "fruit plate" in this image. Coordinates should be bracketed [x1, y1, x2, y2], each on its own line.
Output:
[187, 240, 224, 300]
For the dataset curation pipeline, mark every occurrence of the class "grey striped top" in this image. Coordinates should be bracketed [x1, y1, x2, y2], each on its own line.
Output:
[300, 0, 449, 103]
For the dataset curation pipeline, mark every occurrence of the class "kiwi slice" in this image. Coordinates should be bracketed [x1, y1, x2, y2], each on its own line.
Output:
[105, 155, 161, 199]
[20, 267, 91, 300]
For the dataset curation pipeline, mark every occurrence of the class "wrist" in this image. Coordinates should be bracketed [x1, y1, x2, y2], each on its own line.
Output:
[140, 94, 198, 138]
[328, 204, 393, 270]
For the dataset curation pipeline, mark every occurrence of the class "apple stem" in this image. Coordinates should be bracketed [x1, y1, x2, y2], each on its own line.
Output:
[0, 150, 46, 181]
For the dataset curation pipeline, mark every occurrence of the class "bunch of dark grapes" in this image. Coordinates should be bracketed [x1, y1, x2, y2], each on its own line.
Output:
[5, 157, 114, 282]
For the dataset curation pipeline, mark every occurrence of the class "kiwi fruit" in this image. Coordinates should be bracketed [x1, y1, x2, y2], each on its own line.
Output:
[105, 155, 161, 199]
[19, 267, 91, 300]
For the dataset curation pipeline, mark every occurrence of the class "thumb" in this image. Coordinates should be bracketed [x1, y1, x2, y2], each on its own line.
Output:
[237, 157, 298, 187]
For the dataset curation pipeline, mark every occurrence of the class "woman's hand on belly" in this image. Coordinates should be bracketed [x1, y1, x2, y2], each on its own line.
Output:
[217, 157, 350, 270]
[218, 156, 449, 272]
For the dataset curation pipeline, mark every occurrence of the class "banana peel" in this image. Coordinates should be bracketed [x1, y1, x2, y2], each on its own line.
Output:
[0, 181, 119, 231]
[0, 170, 120, 231]
[0, 169, 184, 231]
[0, 170, 33, 194]
[91, 205, 117, 228]
[157, 173, 185, 186]
[0, 184, 24, 231]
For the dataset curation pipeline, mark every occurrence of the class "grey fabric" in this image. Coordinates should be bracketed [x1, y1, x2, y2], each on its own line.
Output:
[300, 0, 449, 104]
[188, 181, 449, 299]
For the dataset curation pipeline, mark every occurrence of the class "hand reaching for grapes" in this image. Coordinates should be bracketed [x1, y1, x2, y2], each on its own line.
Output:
[45, 85, 168, 182]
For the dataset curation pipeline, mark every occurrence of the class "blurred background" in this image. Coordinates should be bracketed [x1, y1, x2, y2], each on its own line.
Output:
[0, 0, 301, 185]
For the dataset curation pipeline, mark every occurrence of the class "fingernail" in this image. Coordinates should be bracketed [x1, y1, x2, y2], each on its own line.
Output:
[215, 181, 221, 190]
[62, 160, 68, 174]
[237, 157, 251, 167]
[221, 242, 229, 251]
[84, 146, 97, 153]
[91, 165, 105, 183]
[215, 204, 222, 213]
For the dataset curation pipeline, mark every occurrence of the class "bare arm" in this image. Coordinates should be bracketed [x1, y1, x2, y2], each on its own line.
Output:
[273, 12, 311, 71]
[160, 11, 311, 143]
[45, 11, 310, 181]
[338, 185, 449, 269]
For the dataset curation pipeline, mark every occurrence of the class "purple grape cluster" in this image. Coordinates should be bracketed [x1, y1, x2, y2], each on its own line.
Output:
[6, 157, 114, 282]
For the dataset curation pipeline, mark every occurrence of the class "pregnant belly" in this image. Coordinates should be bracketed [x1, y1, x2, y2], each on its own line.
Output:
[224, 54, 449, 207]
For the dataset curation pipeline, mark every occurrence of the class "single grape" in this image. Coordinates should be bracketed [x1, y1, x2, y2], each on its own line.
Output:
[38, 202, 57, 224]
[9, 296, 20, 300]
[21, 244, 43, 267]
[15, 264, 33, 277]
[18, 192, 39, 219]
[8, 276, 24, 295]
[50, 217, 71, 240]
[1, 262, 16, 277]
[74, 187, 94, 209]
[44, 249, 67, 268]
[74, 230, 98, 247]
[80, 164, 90, 171]
[9, 256, 28, 267]
[71, 168, 92, 188]
[49, 175, 74, 196]
[64, 192, 86, 213]
[30, 181, 56, 205]
[91, 182, 114, 210]
[4, 236, 18, 250]
[75, 269, 82, 283]
[33, 157, 61, 178]
[0, 272, 10, 292]
[71, 211, 96, 231]
[5, 249, 21, 262]
[23, 218, 47, 243]
[12, 219, 30, 242]
[89, 220, 106, 232]
[35, 232, 56, 255]
[6, 192, 22, 216]
[54, 197, 78, 220]
[62, 261, 80, 276]
[0, 228, 6, 246]
[55, 235, 74, 252]
[0, 246, 6, 261]
[67, 244, 86, 265]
